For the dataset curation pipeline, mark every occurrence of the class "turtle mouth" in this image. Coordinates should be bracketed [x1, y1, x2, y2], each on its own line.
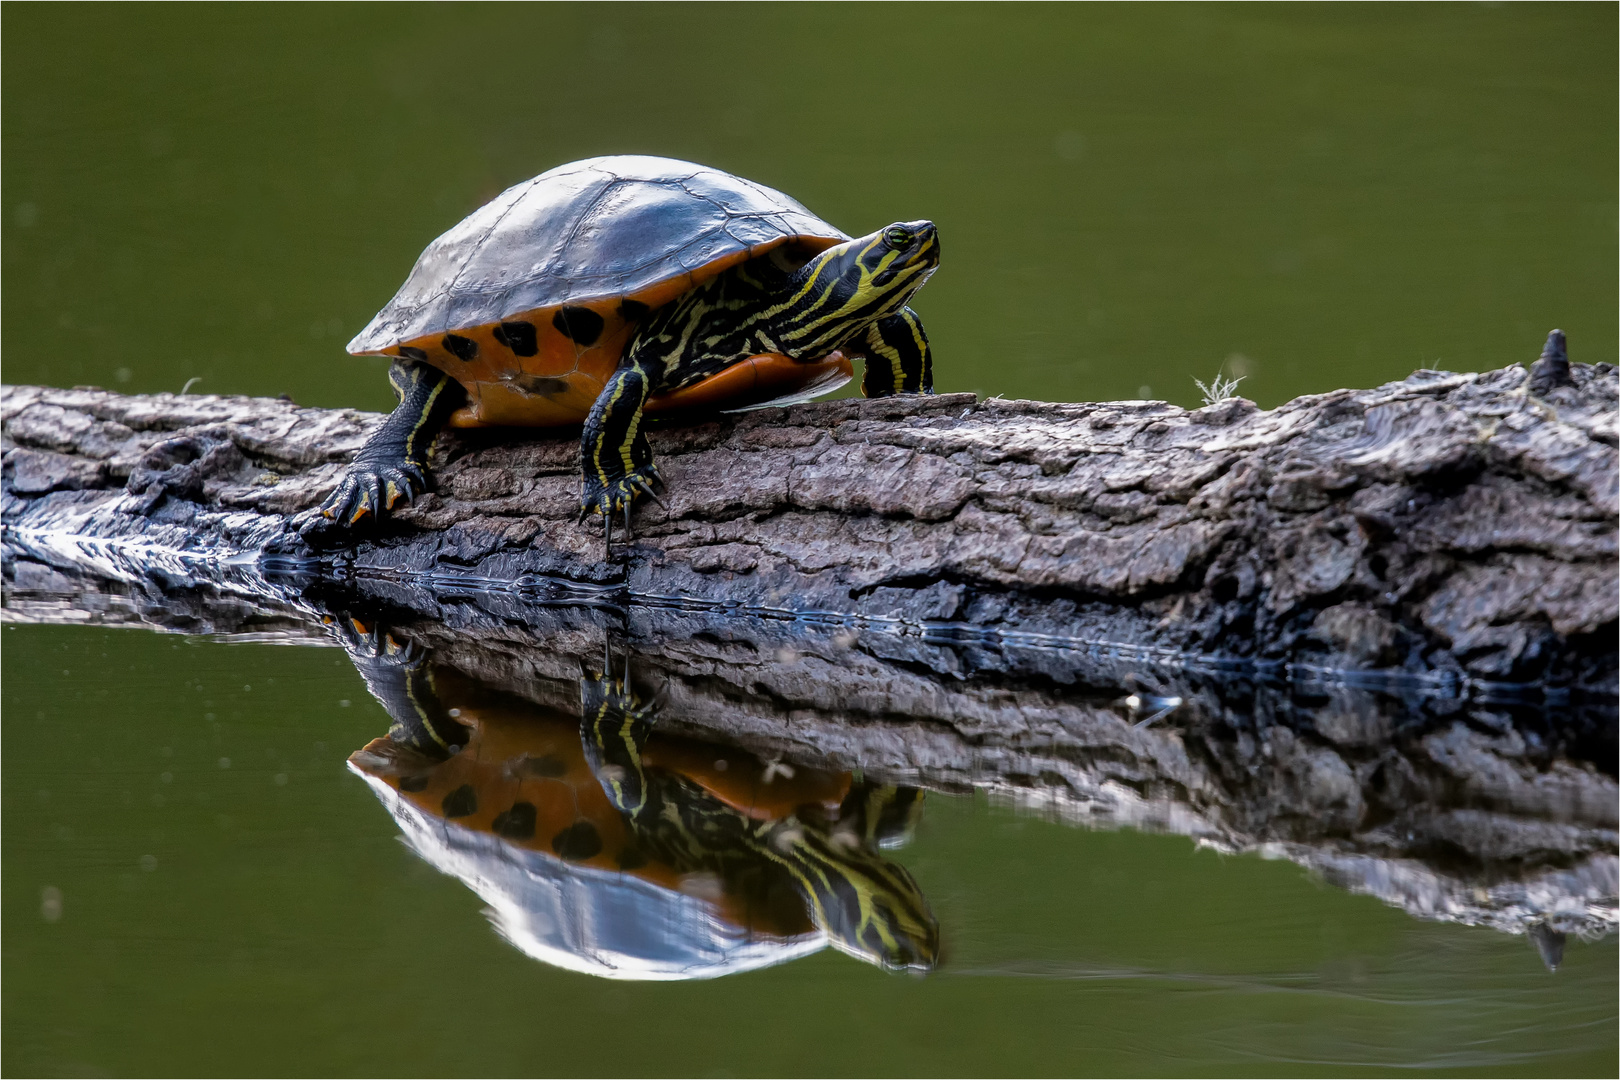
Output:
[874, 261, 937, 293]
[874, 232, 939, 289]
[891, 227, 940, 286]
[908, 235, 941, 270]
[901, 220, 940, 256]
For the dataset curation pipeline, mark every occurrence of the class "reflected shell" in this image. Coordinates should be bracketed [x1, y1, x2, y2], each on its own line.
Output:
[354, 769, 826, 981]
[348, 701, 850, 980]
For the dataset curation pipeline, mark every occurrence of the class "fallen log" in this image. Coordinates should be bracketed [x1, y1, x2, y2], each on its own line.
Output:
[7, 338, 1615, 954]
[2, 335, 1616, 690]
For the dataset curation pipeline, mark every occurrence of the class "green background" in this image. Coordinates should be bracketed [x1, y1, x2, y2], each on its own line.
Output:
[3, 4, 1614, 412]
[3, 4, 1616, 1076]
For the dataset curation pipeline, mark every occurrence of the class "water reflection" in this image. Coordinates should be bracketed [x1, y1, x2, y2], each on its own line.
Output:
[2, 557, 1613, 974]
[340, 625, 937, 979]
[3, 559, 1617, 1074]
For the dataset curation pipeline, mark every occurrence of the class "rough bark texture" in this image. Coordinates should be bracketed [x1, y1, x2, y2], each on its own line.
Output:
[3, 561, 1614, 948]
[3, 360, 1615, 692]
[5, 351, 1616, 949]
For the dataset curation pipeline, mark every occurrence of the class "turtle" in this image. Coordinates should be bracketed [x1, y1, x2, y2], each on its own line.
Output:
[317, 154, 940, 543]
[342, 628, 939, 975]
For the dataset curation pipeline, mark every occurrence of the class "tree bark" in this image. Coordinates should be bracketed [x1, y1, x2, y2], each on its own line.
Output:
[3, 357, 1615, 689]
[5, 353, 1617, 947]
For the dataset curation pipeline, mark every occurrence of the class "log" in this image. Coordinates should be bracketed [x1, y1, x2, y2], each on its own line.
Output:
[4, 336, 1616, 947]
[2, 338, 1615, 691]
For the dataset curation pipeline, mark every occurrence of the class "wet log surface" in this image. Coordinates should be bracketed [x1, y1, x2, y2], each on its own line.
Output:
[3, 354, 1616, 691]
[3, 352, 1616, 950]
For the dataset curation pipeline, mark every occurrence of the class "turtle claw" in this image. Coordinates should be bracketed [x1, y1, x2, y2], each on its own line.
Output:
[633, 478, 667, 509]
[325, 611, 422, 667]
[580, 465, 664, 549]
[314, 462, 429, 532]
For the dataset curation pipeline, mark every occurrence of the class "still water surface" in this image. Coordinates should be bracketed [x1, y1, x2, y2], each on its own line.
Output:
[3, 4, 1616, 1076]
[3, 623, 1615, 1076]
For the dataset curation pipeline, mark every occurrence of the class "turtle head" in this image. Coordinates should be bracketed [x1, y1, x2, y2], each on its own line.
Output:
[776, 221, 940, 354]
[868, 219, 941, 275]
[766, 785, 940, 973]
[767, 821, 940, 973]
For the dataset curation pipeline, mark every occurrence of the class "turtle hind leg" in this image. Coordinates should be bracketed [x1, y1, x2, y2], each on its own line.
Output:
[859, 307, 933, 397]
[579, 359, 665, 543]
[312, 360, 462, 531]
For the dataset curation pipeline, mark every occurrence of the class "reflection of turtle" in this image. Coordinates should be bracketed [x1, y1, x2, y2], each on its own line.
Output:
[318, 155, 940, 542]
[344, 636, 937, 978]
[580, 659, 936, 972]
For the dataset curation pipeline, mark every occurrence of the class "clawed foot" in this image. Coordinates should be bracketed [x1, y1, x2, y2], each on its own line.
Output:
[583, 642, 665, 717]
[325, 612, 421, 667]
[579, 465, 665, 548]
[315, 461, 429, 529]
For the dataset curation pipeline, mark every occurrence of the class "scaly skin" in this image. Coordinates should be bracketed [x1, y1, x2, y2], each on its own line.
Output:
[311, 361, 462, 531]
[859, 307, 933, 397]
[316, 224, 939, 547]
[580, 657, 940, 972]
[577, 221, 940, 541]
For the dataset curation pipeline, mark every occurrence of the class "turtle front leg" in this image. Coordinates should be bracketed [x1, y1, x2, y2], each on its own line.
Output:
[579, 359, 665, 543]
[578, 647, 659, 819]
[316, 360, 463, 528]
[859, 307, 933, 397]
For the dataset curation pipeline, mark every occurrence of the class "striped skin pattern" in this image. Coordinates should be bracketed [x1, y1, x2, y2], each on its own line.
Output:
[340, 627, 937, 973]
[858, 307, 932, 398]
[314, 221, 938, 538]
[581, 668, 940, 972]
[581, 221, 939, 533]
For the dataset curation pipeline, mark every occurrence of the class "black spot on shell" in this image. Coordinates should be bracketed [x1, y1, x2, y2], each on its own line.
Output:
[492, 801, 538, 840]
[552, 306, 605, 346]
[617, 299, 650, 323]
[442, 334, 479, 362]
[616, 846, 648, 870]
[441, 784, 478, 818]
[512, 374, 569, 397]
[398, 774, 430, 793]
[520, 754, 567, 778]
[492, 321, 539, 357]
[551, 821, 603, 861]
[398, 346, 429, 363]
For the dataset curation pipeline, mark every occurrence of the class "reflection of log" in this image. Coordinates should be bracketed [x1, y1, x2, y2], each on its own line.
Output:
[2, 563, 1614, 948]
[3, 349, 1615, 688]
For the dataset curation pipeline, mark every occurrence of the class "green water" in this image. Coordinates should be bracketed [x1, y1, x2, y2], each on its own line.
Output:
[4, 626, 1615, 1077]
[3, 5, 1616, 1076]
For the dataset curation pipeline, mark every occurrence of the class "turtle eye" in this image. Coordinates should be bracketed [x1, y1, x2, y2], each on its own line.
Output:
[883, 226, 913, 250]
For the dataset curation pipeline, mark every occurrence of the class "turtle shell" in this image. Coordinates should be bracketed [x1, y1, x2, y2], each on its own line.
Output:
[346, 156, 853, 428]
